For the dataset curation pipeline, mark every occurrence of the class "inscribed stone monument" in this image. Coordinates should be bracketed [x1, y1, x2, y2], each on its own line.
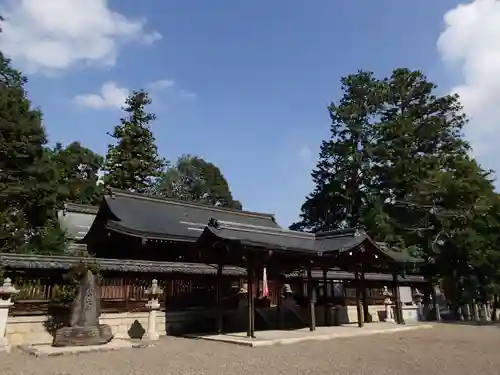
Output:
[53, 269, 113, 347]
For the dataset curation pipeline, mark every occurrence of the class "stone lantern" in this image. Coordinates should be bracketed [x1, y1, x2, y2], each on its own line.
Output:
[382, 286, 395, 323]
[413, 289, 424, 321]
[0, 278, 19, 353]
[144, 279, 163, 341]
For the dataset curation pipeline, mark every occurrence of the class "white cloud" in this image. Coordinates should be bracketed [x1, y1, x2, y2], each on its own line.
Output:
[141, 31, 163, 46]
[74, 81, 129, 109]
[437, 0, 500, 161]
[148, 79, 175, 90]
[0, 0, 162, 74]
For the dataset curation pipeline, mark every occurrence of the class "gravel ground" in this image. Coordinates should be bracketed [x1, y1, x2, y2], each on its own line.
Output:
[1, 324, 499, 375]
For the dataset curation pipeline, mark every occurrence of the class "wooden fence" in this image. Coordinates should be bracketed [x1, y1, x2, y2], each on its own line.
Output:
[8, 272, 388, 316]
[9, 273, 224, 316]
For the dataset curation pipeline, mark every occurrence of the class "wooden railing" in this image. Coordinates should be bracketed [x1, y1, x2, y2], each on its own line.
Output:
[9, 274, 224, 316]
[8, 273, 398, 316]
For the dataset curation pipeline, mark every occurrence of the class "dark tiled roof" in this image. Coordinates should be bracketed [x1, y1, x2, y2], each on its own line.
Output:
[203, 222, 365, 254]
[0, 253, 246, 276]
[63, 203, 99, 215]
[88, 189, 280, 242]
[202, 221, 421, 263]
[83, 190, 421, 264]
[286, 269, 427, 283]
[58, 203, 98, 241]
[374, 241, 422, 263]
[0, 253, 425, 282]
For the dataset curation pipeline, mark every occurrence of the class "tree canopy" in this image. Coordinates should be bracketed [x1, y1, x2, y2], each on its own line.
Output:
[150, 155, 242, 210]
[102, 90, 165, 193]
[51, 142, 104, 205]
[0, 51, 63, 253]
[292, 68, 500, 314]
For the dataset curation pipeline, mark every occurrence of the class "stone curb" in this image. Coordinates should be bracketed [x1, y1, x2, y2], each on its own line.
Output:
[18, 340, 156, 357]
[191, 324, 434, 348]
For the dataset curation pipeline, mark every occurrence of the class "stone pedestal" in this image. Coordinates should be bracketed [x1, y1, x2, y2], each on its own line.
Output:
[401, 305, 419, 323]
[53, 325, 113, 347]
[0, 278, 20, 353]
[144, 279, 163, 341]
[384, 301, 395, 323]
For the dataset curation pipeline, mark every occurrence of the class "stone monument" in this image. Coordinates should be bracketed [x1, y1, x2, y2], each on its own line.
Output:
[53, 269, 114, 347]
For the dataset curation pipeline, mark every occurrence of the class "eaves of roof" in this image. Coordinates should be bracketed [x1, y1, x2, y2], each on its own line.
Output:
[285, 269, 427, 283]
[0, 253, 246, 276]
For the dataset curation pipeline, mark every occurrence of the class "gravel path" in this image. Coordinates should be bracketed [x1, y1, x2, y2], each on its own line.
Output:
[1, 324, 498, 375]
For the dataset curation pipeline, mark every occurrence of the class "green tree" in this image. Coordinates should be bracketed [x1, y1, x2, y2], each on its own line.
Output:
[151, 155, 242, 209]
[292, 67, 500, 311]
[51, 142, 103, 205]
[371, 68, 470, 248]
[0, 51, 63, 253]
[290, 71, 381, 232]
[402, 157, 498, 313]
[103, 91, 165, 193]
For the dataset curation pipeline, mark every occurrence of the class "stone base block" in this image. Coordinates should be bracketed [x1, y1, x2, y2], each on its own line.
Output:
[20, 339, 155, 357]
[53, 324, 113, 347]
[0, 337, 11, 353]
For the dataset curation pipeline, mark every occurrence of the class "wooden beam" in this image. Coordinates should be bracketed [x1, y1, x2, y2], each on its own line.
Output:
[247, 265, 256, 338]
[216, 264, 223, 334]
[323, 268, 329, 326]
[392, 271, 404, 324]
[307, 267, 316, 331]
[355, 271, 364, 328]
[360, 271, 370, 323]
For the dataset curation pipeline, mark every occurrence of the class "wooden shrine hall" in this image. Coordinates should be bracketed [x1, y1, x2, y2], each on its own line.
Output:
[76, 189, 425, 338]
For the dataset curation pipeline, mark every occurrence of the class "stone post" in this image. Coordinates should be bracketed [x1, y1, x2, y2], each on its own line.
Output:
[0, 278, 19, 353]
[413, 289, 424, 321]
[144, 279, 163, 341]
[382, 286, 395, 323]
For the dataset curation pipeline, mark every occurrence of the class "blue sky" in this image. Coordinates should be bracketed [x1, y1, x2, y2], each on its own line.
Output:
[2, 0, 498, 227]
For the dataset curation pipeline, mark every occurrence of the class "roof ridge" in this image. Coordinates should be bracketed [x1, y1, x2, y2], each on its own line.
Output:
[217, 220, 315, 237]
[217, 221, 315, 240]
[315, 228, 357, 238]
[63, 202, 99, 214]
[107, 188, 278, 222]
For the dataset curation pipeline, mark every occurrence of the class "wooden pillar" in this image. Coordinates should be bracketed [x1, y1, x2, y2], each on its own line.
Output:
[354, 272, 364, 328]
[392, 272, 404, 324]
[360, 271, 370, 323]
[323, 268, 329, 326]
[247, 265, 256, 338]
[307, 267, 316, 331]
[276, 275, 282, 329]
[216, 264, 223, 334]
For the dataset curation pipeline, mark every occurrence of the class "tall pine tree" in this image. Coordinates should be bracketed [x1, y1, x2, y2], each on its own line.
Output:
[103, 91, 165, 193]
[291, 71, 381, 232]
[371, 69, 470, 247]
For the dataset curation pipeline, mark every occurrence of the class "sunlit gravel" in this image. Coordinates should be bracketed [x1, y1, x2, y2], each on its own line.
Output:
[1, 323, 498, 375]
